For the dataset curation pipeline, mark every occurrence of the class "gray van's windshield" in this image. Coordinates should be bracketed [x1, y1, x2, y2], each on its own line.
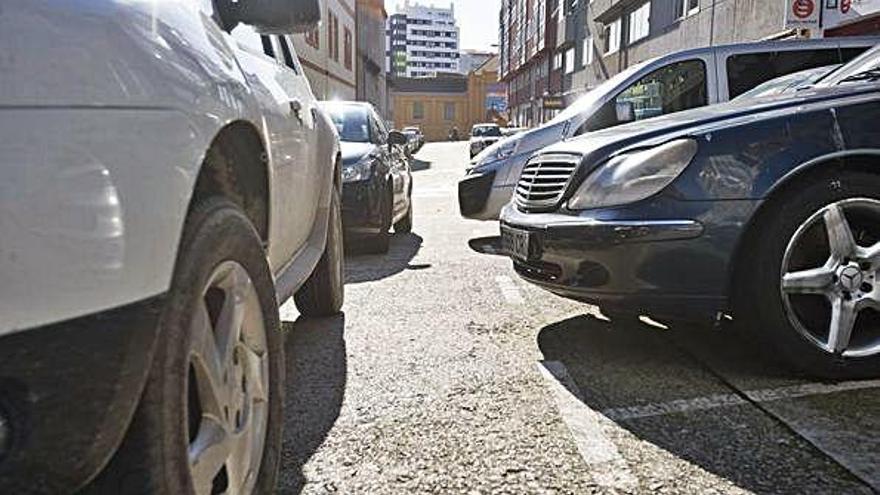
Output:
[549, 58, 656, 126]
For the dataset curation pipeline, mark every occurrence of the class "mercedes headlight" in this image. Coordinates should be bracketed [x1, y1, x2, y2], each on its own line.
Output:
[568, 139, 698, 210]
[342, 155, 375, 183]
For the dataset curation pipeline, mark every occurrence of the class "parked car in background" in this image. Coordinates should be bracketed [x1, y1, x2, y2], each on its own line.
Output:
[733, 64, 840, 100]
[500, 45, 880, 379]
[403, 129, 420, 155]
[459, 37, 880, 221]
[469, 123, 504, 158]
[0, 1, 343, 493]
[320, 102, 414, 254]
[403, 126, 425, 149]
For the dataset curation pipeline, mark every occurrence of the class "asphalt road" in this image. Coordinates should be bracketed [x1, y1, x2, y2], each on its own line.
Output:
[277, 142, 880, 494]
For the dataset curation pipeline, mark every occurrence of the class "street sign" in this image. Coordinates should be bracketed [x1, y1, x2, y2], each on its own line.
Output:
[784, 0, 820, 28]
[543, 96, 565, 110]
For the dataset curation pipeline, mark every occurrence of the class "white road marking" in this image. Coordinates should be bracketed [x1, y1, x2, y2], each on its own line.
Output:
[538, 361, 638, 491]
[494, 275, 524, 304]
[603, 379, 880, 421]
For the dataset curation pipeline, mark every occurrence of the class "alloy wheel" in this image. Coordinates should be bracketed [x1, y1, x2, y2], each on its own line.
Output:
[187, 261, 270, 494]
[781, 198, 880, 358]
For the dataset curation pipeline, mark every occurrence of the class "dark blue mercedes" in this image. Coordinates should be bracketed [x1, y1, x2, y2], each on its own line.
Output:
[501, 44, 880, 379]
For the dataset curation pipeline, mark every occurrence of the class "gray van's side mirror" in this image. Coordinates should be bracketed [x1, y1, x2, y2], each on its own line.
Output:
[219, 0, 323, 34]
[388, 131, 408, 147]
[615, 101, 636, 123]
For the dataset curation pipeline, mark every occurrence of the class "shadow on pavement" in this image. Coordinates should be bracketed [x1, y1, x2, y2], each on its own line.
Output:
[536, 314, 870, 493]
[468, 236, 505, 257]
[410, 157, 431, 172]
[345, 233, 425, 284]
[278, 314, 347, 494]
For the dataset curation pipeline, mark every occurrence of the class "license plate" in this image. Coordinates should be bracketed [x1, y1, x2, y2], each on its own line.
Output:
[501, 226, 533, 261]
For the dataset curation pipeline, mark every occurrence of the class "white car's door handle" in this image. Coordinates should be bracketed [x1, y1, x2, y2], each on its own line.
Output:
[289, 99, 303, 123]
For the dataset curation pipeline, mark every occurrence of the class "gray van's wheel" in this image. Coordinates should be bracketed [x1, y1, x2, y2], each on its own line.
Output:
[295, 188, 345, 317]
[91, 198, 283, 494]
[742, 170, 880, 379]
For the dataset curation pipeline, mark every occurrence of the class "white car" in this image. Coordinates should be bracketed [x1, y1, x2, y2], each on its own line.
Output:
[0, 1, 343, 493]
[469, 123, 503, 159]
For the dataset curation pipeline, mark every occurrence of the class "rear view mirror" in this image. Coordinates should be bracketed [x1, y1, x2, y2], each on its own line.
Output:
[615, 101, 636, 123]
[219, 0, 323, 34]
[388, 131, 408, 147]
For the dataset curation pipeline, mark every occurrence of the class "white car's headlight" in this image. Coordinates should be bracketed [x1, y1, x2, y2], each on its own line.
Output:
[568, 139, 698, 210]
[342, 155, 374, 183]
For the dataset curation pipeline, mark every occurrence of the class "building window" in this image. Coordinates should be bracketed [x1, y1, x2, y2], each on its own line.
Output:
[553, 51, 563, 69]
[305, 27, 320, 49]
[413, 101, 424, 120]
[444, 102, 456, 121]
[629, 2, 650, 44]
[583, 36, 593, 66]
[327, 11, 340, 62]
[605, 18, 621, 54]
[344, 28, 353, 70]
[682, 0, 699, 17]
[564, 47, 575, 74]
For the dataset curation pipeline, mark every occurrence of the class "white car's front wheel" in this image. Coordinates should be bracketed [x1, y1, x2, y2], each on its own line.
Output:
[91, 198, 284, 494]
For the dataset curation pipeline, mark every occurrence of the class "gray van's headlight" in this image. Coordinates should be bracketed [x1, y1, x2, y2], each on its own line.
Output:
[568, 139, 698, 210]
[477, 136, 520, 166]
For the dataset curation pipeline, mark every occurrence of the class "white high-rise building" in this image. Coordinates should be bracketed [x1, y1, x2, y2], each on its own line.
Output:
[386, 1, 460, 78]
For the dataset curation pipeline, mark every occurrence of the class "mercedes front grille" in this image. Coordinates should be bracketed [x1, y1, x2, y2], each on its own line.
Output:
[515, 153, 582, 211]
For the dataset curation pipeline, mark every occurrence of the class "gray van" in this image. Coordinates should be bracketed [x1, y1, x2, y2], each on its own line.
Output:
[458, 37, 880, 220]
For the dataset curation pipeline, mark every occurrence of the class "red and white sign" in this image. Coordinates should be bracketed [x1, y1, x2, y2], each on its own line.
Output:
[793, 0, 815, 18]
[785, 0, 821, 27]
[841, 0, 852, 14]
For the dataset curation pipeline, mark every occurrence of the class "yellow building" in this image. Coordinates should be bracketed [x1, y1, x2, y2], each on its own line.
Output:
[391, 55, 505, 142]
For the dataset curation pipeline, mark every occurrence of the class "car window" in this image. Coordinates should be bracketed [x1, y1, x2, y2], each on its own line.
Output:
[370, 113, 387, 145]
[726, 48, 843, 98]
[615, 59, 707, 122]
[231, 25, 276, 59]
[472, 126, 502, 137]
[276, 36, 299, 73]
[322, 105, 371, 143]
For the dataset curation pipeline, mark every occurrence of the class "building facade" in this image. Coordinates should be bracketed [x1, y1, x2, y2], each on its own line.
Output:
[356, 0, 390, 118]
[499, 0, 567, 127]
[386, 1, 461, 78]
[502, 0, 880, 125]
[391, 56, 504, 142]
[293, 0, 357, 101]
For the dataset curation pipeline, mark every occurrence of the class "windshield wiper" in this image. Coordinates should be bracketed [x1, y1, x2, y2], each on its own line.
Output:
[839, 67, 880, 84]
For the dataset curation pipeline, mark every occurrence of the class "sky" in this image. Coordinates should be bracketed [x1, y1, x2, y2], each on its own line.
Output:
[385, 0, 501, 51]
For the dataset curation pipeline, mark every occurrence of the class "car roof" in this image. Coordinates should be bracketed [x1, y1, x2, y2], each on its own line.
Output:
[647, 36, 880, 63]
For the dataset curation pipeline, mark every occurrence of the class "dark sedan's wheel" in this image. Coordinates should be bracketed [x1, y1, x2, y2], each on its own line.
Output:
[395, 190, 413, 234]
[295, 188, 345, 317]
[92, 198, 283, 494]
[365, 186, 392, 254]
[743, 170, 880, 378]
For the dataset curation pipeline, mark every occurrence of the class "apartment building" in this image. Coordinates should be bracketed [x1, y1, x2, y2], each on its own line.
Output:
[293, 0, 357, 100]
[499, 0, 561, 127]
[386, 1, 461, 78]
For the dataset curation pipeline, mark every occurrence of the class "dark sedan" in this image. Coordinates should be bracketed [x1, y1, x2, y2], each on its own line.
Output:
[320, 102, 413, 253]
[500, 45, 880, 379]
